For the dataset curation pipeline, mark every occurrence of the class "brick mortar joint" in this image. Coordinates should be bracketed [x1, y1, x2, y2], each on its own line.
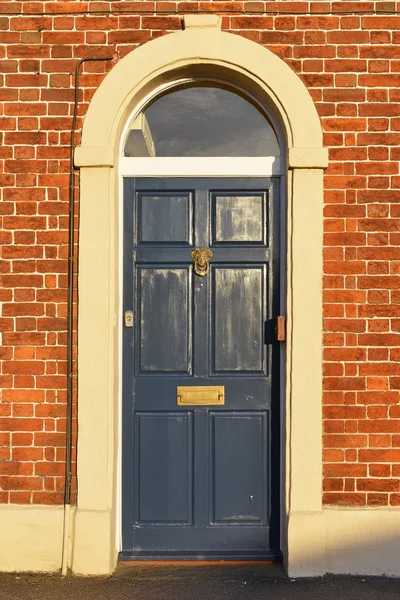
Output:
[0, 6, 399, 17]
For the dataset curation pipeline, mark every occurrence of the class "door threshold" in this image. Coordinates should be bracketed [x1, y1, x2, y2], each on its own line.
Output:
[114, 559, 286, 580]
[120, 560, 278, 565]
[119, 551, 283, 562]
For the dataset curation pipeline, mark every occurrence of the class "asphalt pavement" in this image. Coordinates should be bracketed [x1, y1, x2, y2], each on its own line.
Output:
[0, 566, 400, 600]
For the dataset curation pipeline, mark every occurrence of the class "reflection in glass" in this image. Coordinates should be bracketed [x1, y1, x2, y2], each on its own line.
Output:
[124, 86, 280, 157]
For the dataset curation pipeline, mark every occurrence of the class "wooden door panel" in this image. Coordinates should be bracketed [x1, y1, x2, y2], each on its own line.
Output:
[135, 412, 193, 524]
[212, 192, 267, 244]
[211, 412, 268, 524]
[212, 266, 267, 374]
[137, 266, 192, 374]
[138, 191, 193, 245]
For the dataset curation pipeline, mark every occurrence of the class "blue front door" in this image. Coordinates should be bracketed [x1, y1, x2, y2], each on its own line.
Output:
[122, 178, 280, 560]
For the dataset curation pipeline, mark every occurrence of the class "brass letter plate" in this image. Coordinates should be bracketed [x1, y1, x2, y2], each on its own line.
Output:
[177, 386, 225, 406]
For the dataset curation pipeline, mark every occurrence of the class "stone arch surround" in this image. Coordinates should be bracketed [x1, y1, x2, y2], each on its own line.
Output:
[73, 15, 328, 575]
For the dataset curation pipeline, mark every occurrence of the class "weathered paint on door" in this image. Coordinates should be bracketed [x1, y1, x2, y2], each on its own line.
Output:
[122, 178, 280, 560]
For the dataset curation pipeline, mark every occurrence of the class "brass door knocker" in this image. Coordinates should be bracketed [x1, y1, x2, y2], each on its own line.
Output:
[191, 248, 213, 277]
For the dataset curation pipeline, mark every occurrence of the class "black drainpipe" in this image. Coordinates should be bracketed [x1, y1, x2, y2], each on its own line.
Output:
[62, 55, 114, 575]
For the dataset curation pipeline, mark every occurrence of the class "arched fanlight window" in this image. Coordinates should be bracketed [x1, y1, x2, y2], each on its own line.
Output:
[124, 86, 280, 158]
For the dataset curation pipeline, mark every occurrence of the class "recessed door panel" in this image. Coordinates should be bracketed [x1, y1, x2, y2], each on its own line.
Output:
[136, 413, 193, 524]
[137, 267, 192, 374]
[211, 412, 268, 523]
[138, 192, 193, 244]
[123, 177, 280, 561]
[213, 192, 267, 244]
[212, 267, 266, 374]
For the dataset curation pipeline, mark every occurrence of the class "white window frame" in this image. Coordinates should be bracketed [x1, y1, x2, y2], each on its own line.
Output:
[119, 156, 283, 178]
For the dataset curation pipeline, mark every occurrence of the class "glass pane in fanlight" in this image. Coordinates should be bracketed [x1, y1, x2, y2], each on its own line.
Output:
[124, 86, 280, 157]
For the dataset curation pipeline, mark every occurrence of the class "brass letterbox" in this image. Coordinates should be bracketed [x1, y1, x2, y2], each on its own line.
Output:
[177, 386, 225, 406]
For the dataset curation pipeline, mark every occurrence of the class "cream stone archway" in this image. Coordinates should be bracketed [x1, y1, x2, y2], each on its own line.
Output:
[73, 15, 328, 576]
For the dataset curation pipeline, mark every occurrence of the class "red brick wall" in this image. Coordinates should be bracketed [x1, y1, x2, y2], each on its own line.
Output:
[0, 0, 399, 506]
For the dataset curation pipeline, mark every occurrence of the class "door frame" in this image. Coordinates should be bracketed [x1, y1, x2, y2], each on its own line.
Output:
[72, 15, 328, 576]
[118, 81, 286, 556]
